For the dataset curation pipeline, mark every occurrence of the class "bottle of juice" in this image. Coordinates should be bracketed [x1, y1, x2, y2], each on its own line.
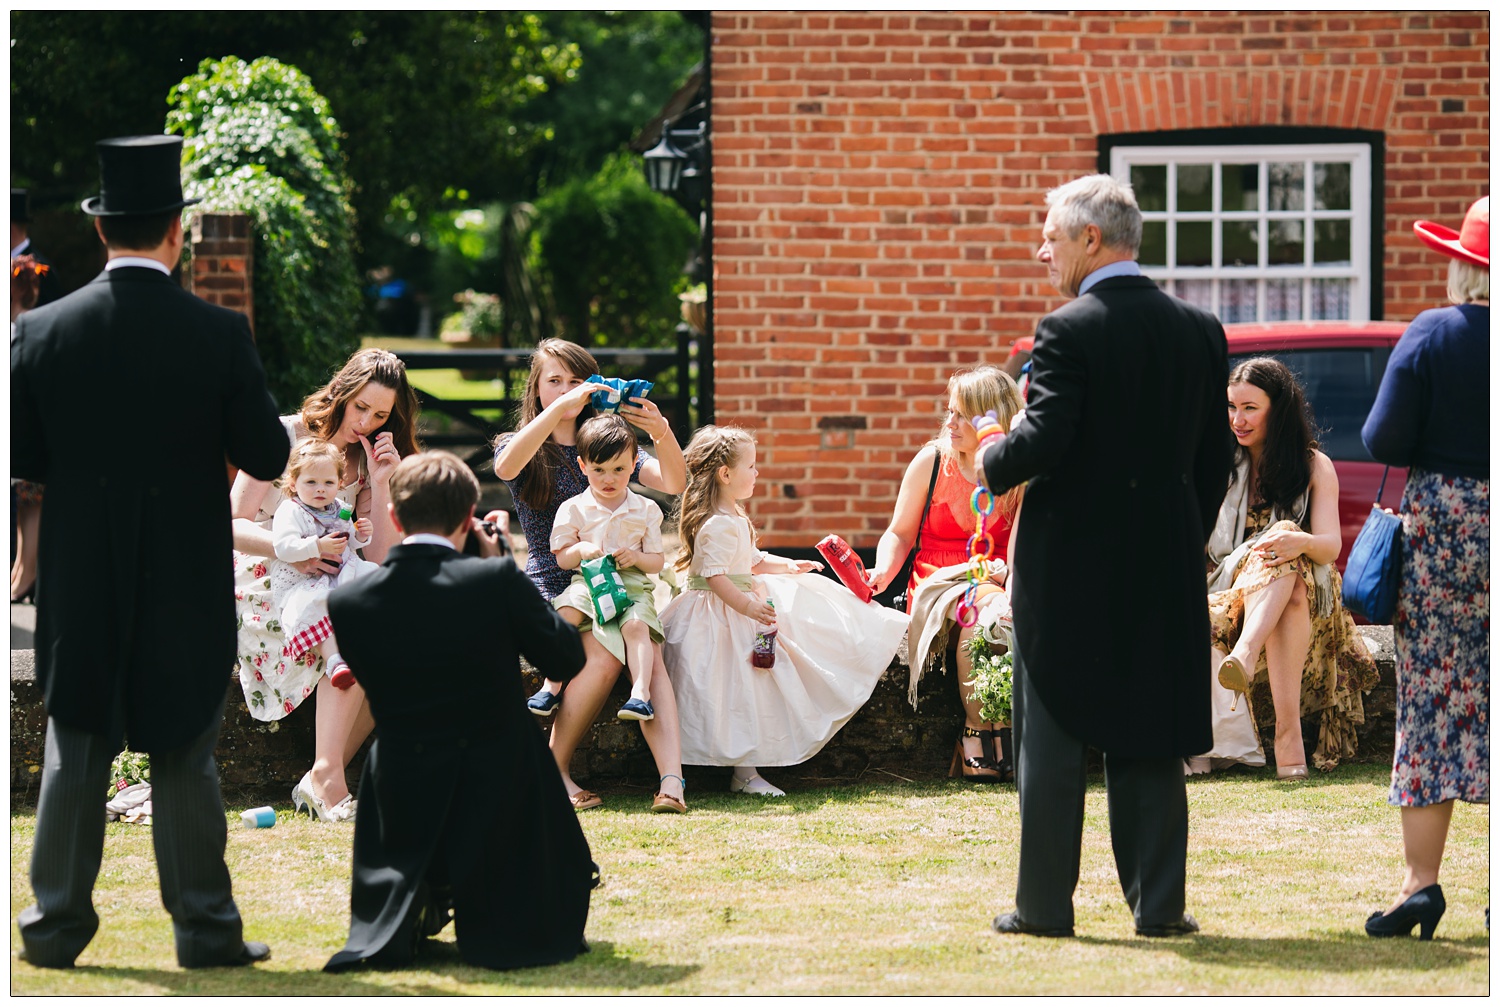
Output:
[751, 599, 777, 669]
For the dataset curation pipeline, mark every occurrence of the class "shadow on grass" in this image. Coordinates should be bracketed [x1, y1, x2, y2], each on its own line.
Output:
[1075, 933, 1489, 972]
[56, 942, 697, 994]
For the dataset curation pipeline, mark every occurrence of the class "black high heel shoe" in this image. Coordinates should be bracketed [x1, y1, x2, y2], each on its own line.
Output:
[949, 726, 1002, 783]
[1365, 883, 1445, 940]
[983, 727, 1014, 783]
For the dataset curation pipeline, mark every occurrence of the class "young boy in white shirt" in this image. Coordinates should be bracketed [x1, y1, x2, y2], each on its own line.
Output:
[530, 414, 667, 722]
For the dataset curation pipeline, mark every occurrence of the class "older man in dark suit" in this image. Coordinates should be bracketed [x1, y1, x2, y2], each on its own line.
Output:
[12, 136, 289, 968]
[979, 174, 1234, 938]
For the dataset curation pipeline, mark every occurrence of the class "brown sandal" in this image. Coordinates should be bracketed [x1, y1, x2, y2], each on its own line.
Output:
[651, 792, 687, 814]
[949, 726, 1003, 783]
[569, 789, 603, 811]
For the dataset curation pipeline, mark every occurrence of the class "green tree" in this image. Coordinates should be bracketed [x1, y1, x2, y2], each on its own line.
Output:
[531, 154, 698, 348]
[167, 56, 362, 410]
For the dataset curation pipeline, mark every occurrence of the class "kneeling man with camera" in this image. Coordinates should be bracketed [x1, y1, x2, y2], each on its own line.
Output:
[324, 451, 595, 972]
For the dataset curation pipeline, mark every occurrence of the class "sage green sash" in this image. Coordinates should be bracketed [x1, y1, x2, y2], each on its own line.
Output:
[686, 573, 753, 592]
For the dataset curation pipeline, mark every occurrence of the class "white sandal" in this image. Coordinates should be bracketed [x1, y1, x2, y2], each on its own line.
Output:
[729, 773, 785, 797]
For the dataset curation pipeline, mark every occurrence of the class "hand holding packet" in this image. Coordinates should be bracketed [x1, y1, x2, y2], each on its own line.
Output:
[588, 375, 655, 414]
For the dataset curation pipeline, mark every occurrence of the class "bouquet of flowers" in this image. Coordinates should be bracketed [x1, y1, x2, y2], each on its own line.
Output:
[963, 632, 1013, 726]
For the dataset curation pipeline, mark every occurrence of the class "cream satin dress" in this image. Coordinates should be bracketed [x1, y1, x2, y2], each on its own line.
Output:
[661, 513, 909, 766]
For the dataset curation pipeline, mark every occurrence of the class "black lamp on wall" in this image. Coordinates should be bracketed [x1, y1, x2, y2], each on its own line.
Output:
[641, 116, 708, 209]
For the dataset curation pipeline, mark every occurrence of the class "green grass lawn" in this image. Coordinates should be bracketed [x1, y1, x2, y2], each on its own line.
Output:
[9, 764, 1488, 994]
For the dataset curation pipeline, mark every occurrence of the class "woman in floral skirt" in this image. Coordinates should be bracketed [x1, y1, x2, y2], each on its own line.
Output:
[1360, 196, 1488, 940]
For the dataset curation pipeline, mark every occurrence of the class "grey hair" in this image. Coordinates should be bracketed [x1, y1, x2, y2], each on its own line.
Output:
[1447, 258, 1489, 304]
[1045, 174, 1143, 255]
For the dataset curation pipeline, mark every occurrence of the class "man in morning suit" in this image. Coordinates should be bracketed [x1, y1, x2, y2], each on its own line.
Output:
[324, 452, 595, 972]
[12, 135, 289, 968]
[978, 174, 1234, 938]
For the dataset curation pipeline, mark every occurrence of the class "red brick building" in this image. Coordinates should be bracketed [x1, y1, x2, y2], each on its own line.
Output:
[707, 10, 1488, 547]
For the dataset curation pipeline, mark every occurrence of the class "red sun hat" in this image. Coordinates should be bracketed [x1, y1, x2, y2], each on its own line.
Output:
[1413, 196, 1489, 269]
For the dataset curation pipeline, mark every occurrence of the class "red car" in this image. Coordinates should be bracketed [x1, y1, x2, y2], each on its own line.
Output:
[1007, 321, 1409, 571]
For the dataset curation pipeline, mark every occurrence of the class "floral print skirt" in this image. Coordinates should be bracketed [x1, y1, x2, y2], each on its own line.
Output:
[1209, 518, 1379, 770]
[1389, 468, 1489, 808]
[233, 550, 325, 721]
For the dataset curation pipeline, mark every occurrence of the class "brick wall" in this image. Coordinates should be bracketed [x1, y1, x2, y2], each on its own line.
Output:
[711, 11, 1488, 547]
[187, 212, 254, 333]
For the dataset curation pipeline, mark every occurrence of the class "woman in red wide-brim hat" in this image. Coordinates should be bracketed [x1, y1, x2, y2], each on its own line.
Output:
[1360, 196, 1489, 941]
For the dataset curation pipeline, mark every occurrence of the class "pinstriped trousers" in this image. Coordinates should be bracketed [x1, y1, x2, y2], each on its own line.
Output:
[17, 700, 245, 968]
[1012, 646, 1190, 931]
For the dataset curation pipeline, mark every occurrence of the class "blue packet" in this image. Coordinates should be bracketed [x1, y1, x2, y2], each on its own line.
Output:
[588, 375, 655, 414]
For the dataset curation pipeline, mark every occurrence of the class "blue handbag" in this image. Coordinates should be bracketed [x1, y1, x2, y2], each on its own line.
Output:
[1341, 466, 1402, 623]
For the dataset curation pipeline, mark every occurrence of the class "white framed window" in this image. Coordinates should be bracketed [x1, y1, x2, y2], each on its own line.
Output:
[1109, 143, 1372, 322]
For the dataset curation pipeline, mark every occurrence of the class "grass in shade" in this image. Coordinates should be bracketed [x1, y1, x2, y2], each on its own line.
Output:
[9, 764, 1488, 995]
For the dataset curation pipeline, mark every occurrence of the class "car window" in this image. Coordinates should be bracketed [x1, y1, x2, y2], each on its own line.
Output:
[1227, 348, 1391, 462]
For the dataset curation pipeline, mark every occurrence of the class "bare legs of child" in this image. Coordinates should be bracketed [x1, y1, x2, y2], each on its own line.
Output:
[546, 631, 685, 810]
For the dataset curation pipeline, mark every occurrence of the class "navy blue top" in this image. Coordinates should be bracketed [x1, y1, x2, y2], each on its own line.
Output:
[1362, 304, 1489, 480]
[495, 432, 647, 599]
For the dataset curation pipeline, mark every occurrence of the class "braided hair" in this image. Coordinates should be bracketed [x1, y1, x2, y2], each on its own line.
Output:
[675, 425, 757, 573]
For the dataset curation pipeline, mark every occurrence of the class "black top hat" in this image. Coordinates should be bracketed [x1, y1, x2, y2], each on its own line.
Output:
[12, 189, 32, 223]
[81, 135, 201, 217]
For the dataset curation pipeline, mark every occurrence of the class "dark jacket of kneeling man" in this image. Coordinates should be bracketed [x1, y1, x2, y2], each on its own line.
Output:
[323, 541, 592, 972]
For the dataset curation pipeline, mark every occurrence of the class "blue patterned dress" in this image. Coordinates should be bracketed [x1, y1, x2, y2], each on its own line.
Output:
[494, 433, 646, 600]
[1388, 469, 1489, 807]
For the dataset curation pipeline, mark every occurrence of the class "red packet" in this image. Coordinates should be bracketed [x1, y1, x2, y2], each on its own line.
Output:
[815, 534, 874, 604]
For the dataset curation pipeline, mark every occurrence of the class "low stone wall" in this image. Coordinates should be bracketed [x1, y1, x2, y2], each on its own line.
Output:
[10, 626, 1396, 806]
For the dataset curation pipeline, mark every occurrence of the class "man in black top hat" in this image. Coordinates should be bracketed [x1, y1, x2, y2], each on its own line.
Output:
[12, 135, 289, 969]
[11, 188, 61, 311]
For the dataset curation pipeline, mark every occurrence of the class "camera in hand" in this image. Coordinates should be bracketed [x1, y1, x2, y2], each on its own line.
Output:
[461, 519, 511, 557]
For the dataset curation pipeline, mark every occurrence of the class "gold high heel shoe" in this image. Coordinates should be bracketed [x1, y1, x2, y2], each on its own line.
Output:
[1217, 655, 1251, 711]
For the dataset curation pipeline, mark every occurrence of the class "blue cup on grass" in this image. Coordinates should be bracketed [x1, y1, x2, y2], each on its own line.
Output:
[240, 806, 276, 829]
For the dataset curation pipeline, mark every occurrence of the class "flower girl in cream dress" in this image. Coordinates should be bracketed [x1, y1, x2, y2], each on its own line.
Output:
[660, 426, 909, 795]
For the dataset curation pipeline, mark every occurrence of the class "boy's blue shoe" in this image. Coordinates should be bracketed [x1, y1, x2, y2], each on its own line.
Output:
[617, 698, 655, 722]
[527, 688, 561, 717]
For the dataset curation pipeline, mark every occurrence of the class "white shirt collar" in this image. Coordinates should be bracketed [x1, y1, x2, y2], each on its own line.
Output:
[11, 237, 31, 259]
[402, 533, 457, 550]
[105, 256, 170, 275]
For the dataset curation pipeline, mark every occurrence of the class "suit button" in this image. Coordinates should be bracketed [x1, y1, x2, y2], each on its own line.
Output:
[1182, 473, 1189, 485]
[1128, 478, 1138, 489]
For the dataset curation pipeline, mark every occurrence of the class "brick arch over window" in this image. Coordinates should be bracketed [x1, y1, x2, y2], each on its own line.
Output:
[1083, 69, 1401, 135]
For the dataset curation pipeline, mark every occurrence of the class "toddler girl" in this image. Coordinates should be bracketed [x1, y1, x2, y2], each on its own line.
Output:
[272, 438, 379, 689]
[660, 426, 909, 795]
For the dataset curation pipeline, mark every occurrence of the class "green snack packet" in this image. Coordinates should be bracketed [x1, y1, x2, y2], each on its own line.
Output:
[581, 554, 631, 625]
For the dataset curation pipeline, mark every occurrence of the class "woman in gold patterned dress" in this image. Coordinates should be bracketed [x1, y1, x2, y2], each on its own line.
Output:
[1196, 358, 1377, 778]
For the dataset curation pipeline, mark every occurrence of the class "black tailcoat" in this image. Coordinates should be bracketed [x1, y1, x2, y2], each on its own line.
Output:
[10, 266, 288, 751]
[323, 543, 593, 972]
[983, 274, 1233, 757]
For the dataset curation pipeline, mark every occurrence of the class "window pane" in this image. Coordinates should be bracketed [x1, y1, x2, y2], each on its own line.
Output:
[1265, 279, 1303, 321]
[1176, 221, 1212, 266]
[1175, 279, 1213, 312]
[1313, 220, 1351, 265]
[1314, 163, 1351, 210]
[1222, 279, 1258, 323]
[1268, 162, 1305, 211]
[1177, 163, 1212, 212]
[1268, 220, 1305, 265]
[1139, 220, 1167, 266]
[1311, 278, 1351, 320]
[1222, 163, 1259, 211]
[1131, 164, 1167, 212]
[1223, 221, 1258, 267]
